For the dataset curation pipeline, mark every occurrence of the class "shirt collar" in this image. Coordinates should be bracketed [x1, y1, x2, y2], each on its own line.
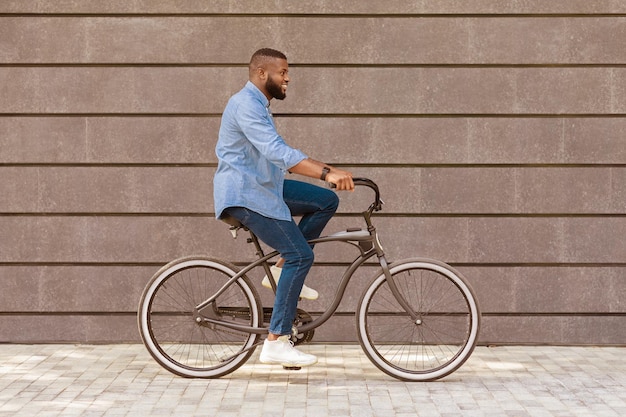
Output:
[245, 81, 270, 108]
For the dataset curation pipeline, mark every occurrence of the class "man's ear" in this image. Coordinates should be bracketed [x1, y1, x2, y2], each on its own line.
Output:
[256, 67, 267, 80]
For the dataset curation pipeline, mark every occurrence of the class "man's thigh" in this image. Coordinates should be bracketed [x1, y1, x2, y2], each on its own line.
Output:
[223, 206, 308, 254]
[283, 179, 335, 216]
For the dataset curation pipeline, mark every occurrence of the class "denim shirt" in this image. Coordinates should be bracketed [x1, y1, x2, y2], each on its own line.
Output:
[213, 81, 308, 221]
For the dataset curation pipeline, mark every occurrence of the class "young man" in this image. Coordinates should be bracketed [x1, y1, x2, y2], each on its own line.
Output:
[213, 48, 354, 367]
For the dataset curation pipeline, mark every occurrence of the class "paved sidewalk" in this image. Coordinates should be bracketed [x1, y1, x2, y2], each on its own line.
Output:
[0, 344, 624, 417]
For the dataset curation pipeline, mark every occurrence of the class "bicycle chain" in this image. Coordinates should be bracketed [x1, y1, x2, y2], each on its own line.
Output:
[216, 307, 314, 345]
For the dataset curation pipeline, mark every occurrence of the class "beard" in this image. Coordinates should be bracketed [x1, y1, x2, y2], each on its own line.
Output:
[266, 77, 286, 100]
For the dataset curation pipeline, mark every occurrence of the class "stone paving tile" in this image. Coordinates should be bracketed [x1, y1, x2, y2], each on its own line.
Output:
[0, 344, 625, 416]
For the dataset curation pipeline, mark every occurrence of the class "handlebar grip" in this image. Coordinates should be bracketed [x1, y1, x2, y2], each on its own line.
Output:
[328, 178, 374, 189]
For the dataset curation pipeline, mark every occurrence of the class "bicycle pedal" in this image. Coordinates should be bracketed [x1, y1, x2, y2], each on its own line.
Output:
[283, 366, 302, 371]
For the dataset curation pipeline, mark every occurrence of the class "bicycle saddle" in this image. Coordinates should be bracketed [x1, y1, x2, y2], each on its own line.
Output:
[220, 215, 243, 228]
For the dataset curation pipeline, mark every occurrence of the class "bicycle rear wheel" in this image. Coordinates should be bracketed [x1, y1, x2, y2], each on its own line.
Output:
[357, 258, 480, 381]
[138, 256, 262, 378]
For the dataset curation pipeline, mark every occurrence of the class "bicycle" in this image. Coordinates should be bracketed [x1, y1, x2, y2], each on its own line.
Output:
[137, 178, 481, 381]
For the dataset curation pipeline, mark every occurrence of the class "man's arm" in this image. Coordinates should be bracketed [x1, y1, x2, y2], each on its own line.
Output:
[289, 158, 355, 191]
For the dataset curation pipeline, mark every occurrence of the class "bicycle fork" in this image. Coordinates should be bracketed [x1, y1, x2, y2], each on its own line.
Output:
[377, 255, 420, 322]
[368, 218, 419, 322]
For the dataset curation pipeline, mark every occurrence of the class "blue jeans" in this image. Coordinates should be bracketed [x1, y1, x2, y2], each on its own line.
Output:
[223, 180, 339, 336]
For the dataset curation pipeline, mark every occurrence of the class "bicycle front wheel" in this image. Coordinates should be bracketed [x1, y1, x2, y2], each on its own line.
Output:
[138, 256, 262, 378]
[357, 258, 480, 381]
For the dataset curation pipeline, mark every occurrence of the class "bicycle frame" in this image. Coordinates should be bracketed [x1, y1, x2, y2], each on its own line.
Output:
[195, 178, 418, 335]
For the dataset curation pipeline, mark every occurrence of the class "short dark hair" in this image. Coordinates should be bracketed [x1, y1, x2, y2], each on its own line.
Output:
[251, 48, 287, 62]
[249, 48, 287, 71]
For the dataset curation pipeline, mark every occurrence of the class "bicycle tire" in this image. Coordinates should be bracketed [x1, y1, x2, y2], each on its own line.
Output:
[357, 258, 481, 381]
[137, 256, 262, 378]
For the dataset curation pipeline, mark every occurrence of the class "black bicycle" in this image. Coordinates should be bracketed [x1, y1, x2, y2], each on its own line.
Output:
[138, 178, 481, 381]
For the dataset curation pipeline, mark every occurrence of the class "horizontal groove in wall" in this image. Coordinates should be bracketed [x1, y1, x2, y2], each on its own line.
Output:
[0, 113, 222, 118]
[2, 113, 626, 118]
[2, 13, 626, 18]
[482, 312, 626, 317]
[3, 63, 626, 68]
[0, 262, 164, 267]
[275, 113, 626, 118]
[298, 63, 626, 69]
[232, 261, 626, 268]
[451, 263, 626, 268]
[0, 163, 216, 168]
[1, 311, 624, 317]
[2, 163, 626, 168]
[0, 311, 136, 316]
[1, 261, 625, 268]
[1, 213, 625, 218]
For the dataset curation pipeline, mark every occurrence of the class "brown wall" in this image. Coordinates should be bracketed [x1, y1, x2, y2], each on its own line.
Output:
[1, 1, 625, 344]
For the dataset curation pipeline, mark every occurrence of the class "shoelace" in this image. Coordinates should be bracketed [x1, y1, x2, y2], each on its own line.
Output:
[283, 338, 308, 356]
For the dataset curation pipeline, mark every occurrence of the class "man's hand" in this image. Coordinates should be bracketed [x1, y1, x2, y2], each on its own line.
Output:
[326, 168, 354, 191]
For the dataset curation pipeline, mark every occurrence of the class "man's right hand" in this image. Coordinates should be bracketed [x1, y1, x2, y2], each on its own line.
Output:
[327, 168, 354, 191]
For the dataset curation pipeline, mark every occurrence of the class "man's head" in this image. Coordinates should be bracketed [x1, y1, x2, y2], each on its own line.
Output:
[249, 48, 290, 101]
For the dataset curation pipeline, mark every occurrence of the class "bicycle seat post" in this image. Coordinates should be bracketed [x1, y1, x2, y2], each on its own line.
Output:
[245, 230, 277, 292]
[246, 230, 265, 259]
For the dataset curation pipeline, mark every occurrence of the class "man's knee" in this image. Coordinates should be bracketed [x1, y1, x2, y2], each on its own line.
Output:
[301, 245, 315, 266]
[322, 189, 340, 212]
[291, 245, 314, 269]
[283, 242, 314, 266]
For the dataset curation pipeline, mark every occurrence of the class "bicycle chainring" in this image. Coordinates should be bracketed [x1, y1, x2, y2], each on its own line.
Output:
[291, 308, 315, 346]
[263, 307, 315, 346]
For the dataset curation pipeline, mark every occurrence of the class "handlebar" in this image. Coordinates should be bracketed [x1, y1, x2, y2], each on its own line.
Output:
[330, 177, 383, 212]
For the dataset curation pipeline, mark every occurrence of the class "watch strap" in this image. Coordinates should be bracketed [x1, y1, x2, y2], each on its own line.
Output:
[320, 167, 330, 181]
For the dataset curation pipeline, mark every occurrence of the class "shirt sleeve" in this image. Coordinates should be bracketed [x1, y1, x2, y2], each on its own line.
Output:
[235, 99, 307, 170]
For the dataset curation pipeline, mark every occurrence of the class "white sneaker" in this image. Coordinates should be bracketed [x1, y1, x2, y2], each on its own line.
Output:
[261, 265, 319, 300]
[259, 336, 318, 367]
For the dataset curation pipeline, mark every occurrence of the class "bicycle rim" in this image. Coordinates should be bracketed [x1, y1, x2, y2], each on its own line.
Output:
[357, 259, 480, 381]
[138, 257, 261, 378]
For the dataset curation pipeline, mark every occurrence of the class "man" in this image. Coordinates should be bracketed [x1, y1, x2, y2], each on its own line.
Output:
[213, 48, 354, 367]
